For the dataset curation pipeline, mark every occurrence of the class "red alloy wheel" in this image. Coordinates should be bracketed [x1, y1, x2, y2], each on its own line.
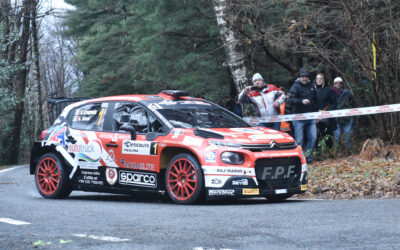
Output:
[36, 157, 61, 195]
[167, 158, 198, 201]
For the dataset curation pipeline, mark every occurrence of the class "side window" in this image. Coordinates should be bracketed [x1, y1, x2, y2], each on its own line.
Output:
[69, 103, 108, 131]
[113, 102, 164, 134]
[148, 113, 164, 133]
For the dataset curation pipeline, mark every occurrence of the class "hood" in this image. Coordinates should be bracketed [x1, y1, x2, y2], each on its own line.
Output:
[192, 127, 295, 144]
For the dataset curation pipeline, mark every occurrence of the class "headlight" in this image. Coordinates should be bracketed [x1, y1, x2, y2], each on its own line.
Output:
[221, 152, 244, 165]
[209, 141, 241, 148]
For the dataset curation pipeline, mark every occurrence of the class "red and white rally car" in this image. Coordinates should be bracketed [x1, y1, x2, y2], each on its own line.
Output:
[30, 90, 308, 204]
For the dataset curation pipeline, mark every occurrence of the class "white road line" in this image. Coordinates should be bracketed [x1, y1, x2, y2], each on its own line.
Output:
[73, 234, 130, 242]
[0, 218, 31, 225]
[0, 166, 24, 174]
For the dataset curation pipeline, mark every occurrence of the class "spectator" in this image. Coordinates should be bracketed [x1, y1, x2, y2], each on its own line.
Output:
[289, 68, 318, 163]
[239, 73, 285, 130]
[225, 95, 235, 112]
[225, 95, 243, 117]
[233, 96, 243, 117]
[332, 77, 355, 148]
[315, 73, 337, 148]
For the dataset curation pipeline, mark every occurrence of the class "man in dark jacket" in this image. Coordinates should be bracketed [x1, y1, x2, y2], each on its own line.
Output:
[289, 68, 318, 163]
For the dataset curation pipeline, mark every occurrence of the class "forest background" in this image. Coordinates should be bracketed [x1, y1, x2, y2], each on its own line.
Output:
[0, 0, 399, 165]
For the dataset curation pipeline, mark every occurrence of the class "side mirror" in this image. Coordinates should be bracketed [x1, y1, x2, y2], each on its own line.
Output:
[120, 123, 136, 140]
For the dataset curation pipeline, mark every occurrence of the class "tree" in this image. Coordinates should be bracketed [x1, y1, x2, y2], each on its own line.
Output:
[63, 0, 230, 103]
[10, 0, 33, 163]
[212, 0, 252, 94]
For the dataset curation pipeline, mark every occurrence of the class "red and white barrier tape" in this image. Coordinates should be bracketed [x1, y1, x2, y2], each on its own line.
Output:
[244, 103, 400, 125]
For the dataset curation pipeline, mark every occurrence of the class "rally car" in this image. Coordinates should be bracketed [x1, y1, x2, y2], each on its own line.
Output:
[30, 90, 308, 204]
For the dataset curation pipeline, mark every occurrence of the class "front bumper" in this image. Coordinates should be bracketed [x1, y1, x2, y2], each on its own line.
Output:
[205, 172, 308, 199]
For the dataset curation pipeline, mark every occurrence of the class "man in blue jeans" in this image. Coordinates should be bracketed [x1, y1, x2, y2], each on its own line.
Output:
[289, 68, 318, 163]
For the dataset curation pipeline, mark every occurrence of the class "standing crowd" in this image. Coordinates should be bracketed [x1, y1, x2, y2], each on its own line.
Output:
[229, 68, 355, 163]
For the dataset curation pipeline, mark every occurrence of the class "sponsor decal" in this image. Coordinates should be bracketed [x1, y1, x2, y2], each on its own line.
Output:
[204, 174, 230, 188]
[230, 128, 263, 134]
[242, 188, 259, 195]
[122, 141, 158, 155]
[249, 134, 284, 141]
[78, 170, 104, 185]
[145, 96, 163, 100]
[275, 189, 287, 194]
[182, 136, 203, 146]
[106, 167, 118, 185]
[119, 170, 157, 188]
[98, 132, 131, 141]
[171, 129, 184, 139]
[203, 166, 254, 176]
[68, 140, 102, 163]
[261, 165, 297, 180]
[217, 168, 244, 174]
[232, 179, 248, 186]
[73, 109, 98, 122]
[205, 151, 216, 163]
[205, 145, 218, 151]
[301, 184, 308, 191]
[211, 178, 222, 185]
[107, 149, 116, 162]
[256, 152, 300, 158]
[121, 159, 155, 171]
[78, 161, 99, 170]
[302, 164, 307, 172]
[208, 189, 235, 196]
[158, 100, 176, 106]
[48, 126, 67, 146]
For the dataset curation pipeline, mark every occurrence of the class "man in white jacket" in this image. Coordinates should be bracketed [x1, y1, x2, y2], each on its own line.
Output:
[239, 73, 285, 130]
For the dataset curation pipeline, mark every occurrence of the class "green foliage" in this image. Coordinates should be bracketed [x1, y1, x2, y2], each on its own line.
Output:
[64, 0, 230, 103]
[0, 88, 17, 165]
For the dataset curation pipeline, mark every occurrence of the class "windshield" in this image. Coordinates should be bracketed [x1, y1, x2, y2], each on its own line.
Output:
[157, 108, 250, 128]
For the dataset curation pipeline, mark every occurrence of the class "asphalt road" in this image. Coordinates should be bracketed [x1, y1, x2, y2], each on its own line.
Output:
[1, 166, 400, 250]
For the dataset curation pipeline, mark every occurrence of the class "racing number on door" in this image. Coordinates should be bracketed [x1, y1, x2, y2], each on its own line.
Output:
[150, 142, 158, 155]
[97, 108, 105, 126]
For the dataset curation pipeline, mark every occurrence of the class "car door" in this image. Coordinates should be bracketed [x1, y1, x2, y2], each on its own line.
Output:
[110, 102, 165, 189]
[66, 102, 115, 186]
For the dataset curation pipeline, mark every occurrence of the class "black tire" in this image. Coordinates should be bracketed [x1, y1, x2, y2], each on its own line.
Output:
[265, 194, 293, 202]
[165, 153, 204, 205]
[34, 153, 72, 199]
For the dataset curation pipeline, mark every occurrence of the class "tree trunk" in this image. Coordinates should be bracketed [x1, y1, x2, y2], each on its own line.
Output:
[10, 0, 32, 164]
[0, 0, 12, 60]
[212, 0, 251, 94]
[31, 0, 44, 139]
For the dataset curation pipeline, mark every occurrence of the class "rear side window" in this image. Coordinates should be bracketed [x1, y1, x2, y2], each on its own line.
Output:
[69, 103, 108, 131]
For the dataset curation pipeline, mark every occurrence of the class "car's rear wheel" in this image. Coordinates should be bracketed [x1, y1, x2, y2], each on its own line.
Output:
[165, 153, 204, 205]
[35, 153, 71, 199]
[265, 194, 293, 202]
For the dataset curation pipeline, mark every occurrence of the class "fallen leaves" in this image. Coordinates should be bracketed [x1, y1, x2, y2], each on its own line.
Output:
[299, 144, 400, 200]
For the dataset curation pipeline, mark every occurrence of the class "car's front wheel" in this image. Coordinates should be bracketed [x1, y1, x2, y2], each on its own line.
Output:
[165, 153, 204, 205]
[35, 153, 71, 199]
